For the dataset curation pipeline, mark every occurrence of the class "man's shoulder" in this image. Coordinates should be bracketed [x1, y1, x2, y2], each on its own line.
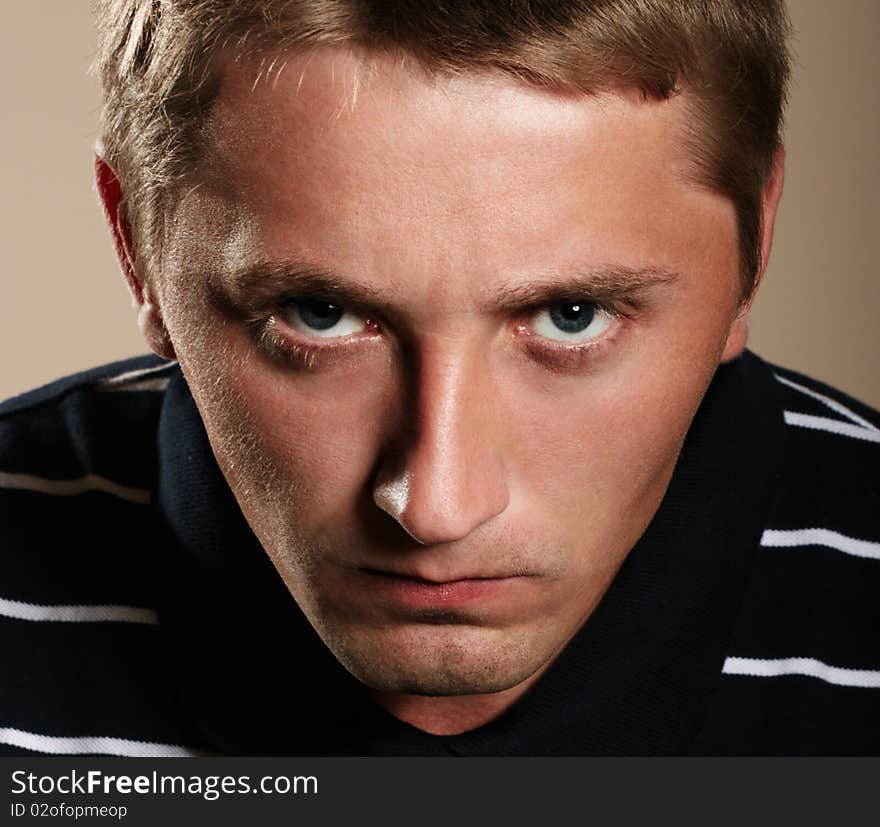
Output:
[0, 354, 176, 484]
[699, 356, 880, 754]
[0, 354, 178, 601]
[0, 357, 200, 757]
[0, 353, 174, 419]
[732, 352, 879, 527]
[768, 360, 880, 441]
[757, 357, 879, 529]
[748, 355, 880, 599]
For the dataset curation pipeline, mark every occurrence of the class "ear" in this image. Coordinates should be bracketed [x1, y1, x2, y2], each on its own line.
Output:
[94, 153, 176, 360]
[720, 144, 786, 363]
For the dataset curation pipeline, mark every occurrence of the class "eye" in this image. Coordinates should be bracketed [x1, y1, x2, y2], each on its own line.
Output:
[529, 301, 614, 343]
[278, 299, 369, 339]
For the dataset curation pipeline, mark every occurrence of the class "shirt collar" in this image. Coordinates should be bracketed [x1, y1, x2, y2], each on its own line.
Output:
[155, 351, 785, 755]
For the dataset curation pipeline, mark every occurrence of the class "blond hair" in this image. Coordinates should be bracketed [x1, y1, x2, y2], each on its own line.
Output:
[94, 0, 791, 294]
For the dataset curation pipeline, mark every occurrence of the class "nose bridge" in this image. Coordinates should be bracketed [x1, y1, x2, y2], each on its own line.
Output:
[373, 339, 509, 545]
[419, 346, 473, 476]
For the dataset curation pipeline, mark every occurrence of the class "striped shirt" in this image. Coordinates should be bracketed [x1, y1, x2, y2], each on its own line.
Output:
[1, 350, 878, 756]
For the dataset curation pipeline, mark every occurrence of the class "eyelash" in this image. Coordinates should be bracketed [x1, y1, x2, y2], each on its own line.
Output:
[253, 311, 381, 369]
[515, 301, 627, 370]
[253, 297, 630, 370]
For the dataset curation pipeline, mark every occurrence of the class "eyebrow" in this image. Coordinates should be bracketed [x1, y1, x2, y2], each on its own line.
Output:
[210, 257, 680, 320]
[491, 266, 681, 311]
[208, 259, 382, 320]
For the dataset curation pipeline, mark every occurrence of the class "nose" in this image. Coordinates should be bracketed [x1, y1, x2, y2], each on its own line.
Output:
[373, 344, 510, 545]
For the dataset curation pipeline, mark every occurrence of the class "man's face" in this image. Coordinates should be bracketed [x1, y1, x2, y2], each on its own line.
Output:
[154, 47, 744, 698]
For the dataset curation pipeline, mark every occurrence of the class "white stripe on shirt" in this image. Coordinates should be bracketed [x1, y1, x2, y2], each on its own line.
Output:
[775, 373, 880, 432]
[96, 361, 177, 388]
[97, 376, 170, 393]
[761, 527, 880, 561]
[783, 412, 880, 443]
[0, 727, 199, 757]
[723, 656, 880, 688]
[0, 471, 150, 504]
[0, 597, 158, 625]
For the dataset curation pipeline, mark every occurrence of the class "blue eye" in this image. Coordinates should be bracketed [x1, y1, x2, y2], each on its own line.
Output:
[279, 299, 368, 339]
[549, 303, 595, 334]
[531, 301, 613, 342]
[297, 300, 344, 331]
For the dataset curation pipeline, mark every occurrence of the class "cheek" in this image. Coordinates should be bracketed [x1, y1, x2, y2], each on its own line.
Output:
[228, 367, 394, 516]
[506, 385, 678, 513]
[500, 336, 718, 541]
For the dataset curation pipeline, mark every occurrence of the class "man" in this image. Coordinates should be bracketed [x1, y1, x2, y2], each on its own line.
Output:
[1, 0, 878, 756]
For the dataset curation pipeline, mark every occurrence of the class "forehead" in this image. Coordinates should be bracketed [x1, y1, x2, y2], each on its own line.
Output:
[172, 46, 733, 305]
[205, 46, 689, 196]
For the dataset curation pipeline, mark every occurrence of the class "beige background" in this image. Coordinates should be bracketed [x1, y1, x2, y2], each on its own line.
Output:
[1, 1, 878, 406]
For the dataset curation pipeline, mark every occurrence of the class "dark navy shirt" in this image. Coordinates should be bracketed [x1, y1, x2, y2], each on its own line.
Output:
[1, 351, 878, 755]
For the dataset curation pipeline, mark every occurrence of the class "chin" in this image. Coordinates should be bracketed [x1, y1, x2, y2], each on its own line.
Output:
[320, 622, 548, 696]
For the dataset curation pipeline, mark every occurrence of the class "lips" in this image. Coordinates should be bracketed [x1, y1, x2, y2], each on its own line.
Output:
[361, 566, 507, 584]
[358, 568, 513, 608]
